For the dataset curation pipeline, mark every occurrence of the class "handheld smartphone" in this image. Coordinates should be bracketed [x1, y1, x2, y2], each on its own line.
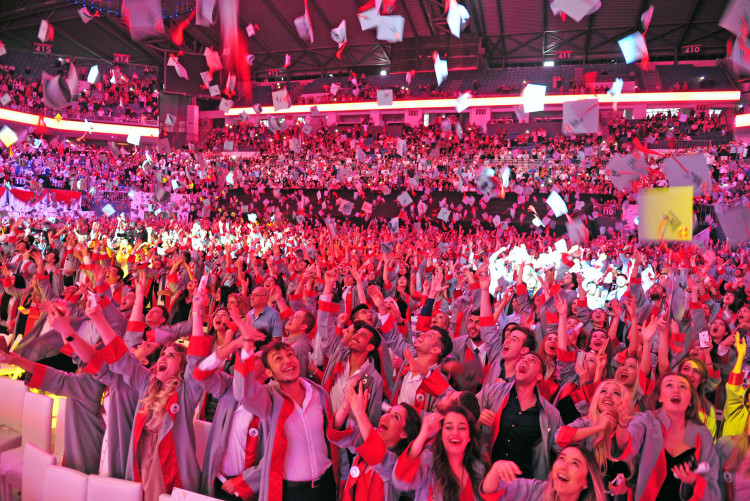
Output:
[357, 373, 373, 393]
[698, 330, 711, 349]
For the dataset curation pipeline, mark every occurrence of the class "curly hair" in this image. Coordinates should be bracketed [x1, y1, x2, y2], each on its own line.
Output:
[138, 343, 187, 422]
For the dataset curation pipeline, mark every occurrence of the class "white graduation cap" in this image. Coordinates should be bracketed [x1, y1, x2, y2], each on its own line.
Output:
[446, 0, 470, 39]
[331, 20, 346, 46]
[223, 140, 234, 151]
[122, 0, 164, 41]
[330, 82, 341, 96]
[562, 98, 599, 135]
[720, 0, 750, 38]
[252, 103, 263, 115]
[200, 71, 212, 87]
[456, 92, 472, 113]
[272, 88, 291, 111]
[0, 41, 5, 57]
[500, 165, 510, 187]
[301, 123, 313, 135]
[87, 65, 99, 84]
[377, 89, 393, 106]
[0, 93, 10, 106]
[358, 0, 382, 31]
[219, 98, 233, 113]
[514, 106, 530, 123]
[78, 7, 97, 24]
[196, 0, 217, 27]
[405, 69, 414, 85]
[492, 215, 502, 227]
[204, 47, 223, 73]
[546, 191, 568, 217]
[246, 23, 258, 37]
[294, 1, 314, 44]
[437, 207, 451, 223]
[208, 85, 221, 97]
[661, 155, 713, 193]
[284, 53, 291, 68]
[550, 0, 601, 23]
[376, 15, 405, 43]
[717, 205, 750, 246]
[605, 154, 646, 192]
[0, 126, 18, 148]
[618, 32, 648, 64]
[168, 54, 189, 79]
[38, 20, 54, 43]
[126, 134, 140, 146]
[164, 113, 176, 126]
[339, 199, 354, 216]
[101, 204, 116, 217]
[729, 38, 750, 75]
[433, 52, 448, 86]
[608, 78, 624, 97]
[238, 111, 250, 122]
[396, 191, 413, 207]
[521, 84, 546, 113]
[42, 66, 77, 110]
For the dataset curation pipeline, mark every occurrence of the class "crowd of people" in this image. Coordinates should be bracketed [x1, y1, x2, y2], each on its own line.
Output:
[1, 77, 750, 500]
[0, 63, 159, 123]
[0, 197, 748, 501]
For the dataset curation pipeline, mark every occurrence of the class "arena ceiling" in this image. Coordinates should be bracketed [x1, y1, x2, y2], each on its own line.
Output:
[0, 0, 733, 75]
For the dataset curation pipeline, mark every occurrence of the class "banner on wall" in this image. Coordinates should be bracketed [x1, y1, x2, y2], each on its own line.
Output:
[2, 187, 83, 213]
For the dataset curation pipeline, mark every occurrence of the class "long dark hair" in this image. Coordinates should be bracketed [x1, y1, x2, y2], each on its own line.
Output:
[391, 403, 421, 456]
[431, 405, 485, 500]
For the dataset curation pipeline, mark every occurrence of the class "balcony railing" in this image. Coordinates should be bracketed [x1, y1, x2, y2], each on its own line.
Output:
[1, 104, 158, 127]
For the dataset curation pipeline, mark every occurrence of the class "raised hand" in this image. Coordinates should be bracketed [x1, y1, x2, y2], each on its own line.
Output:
[419, 412, 444, 440]
[488, 460, 522, 483]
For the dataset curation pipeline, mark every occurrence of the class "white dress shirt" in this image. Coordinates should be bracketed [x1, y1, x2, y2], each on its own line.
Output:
[282, 379, 332, 481]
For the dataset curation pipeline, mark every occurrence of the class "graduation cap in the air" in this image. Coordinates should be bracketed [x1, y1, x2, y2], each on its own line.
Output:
[377, 89, 393, 106]
[126, 134, 140, 146]
[204, 47, 223, 74]
[546, 191, 568, 218]
[375, 15, 404, 42]
[167, 54, 189, 80]
[0, 41, 5, 57]
[272, 88, 291, 111]
[252, 103, 263, 115]
[521, 84, 546, 113]
[207, 85, 220, 97]
[641, 5, 654, 32]
[446, 0, 470, 39]
[301, 123, 313, 135]
[223, 140, 234, 151]
[729, 38, 750, 75]
[101, 204, 116, 217]
[437, 207, 451, 223]
[387, 217, 400, 233]
[433, 52, 448, 86]
[218, 98, 233, 113]
[396, 191, 413, 207]
[562, 99, 599, 135]
[717, 205, 750, 246]
[331, 20, 346, 57]
[38, 20, 54, 42]
[456, 92, 471, 113]
[608, 78, 624, 97]
[330, 83, 341, 95]
[164, 113, 176, 126]
[605, 154, 647, 192]
[78, 7, 99, 24]
[238, 111, 250, 122]
[122, 0, 164, 41]
[0, 94, 10, 106]
[246, 22, 258, 37]
[720, 0, 750, 38]
[550, 0, 601, 23]
[339, 199, 355, 216]
[294, 0, 314, 43]
[618, 32, 648, 64]
[0, 126, 18, 148]
[196, 0, 217, 26]
[86, 65, 99, 85]
[42, 63, 78, 110]
[152, 185, 171, 204]
[661, 155, 713, 193]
